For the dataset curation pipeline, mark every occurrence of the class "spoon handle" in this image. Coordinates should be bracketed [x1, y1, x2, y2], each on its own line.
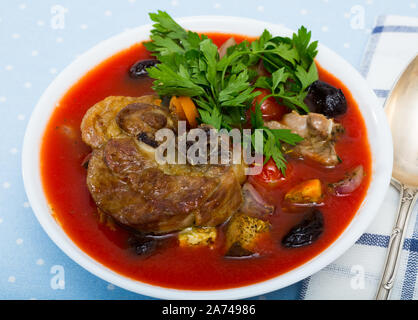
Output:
[376, 186, 418, 300]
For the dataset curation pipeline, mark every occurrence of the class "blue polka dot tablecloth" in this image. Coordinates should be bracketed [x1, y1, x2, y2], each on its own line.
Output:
[0, 0, 416, 300]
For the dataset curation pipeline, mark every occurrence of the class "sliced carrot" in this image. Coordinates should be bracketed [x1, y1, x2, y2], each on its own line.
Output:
[170, 96, 186, 121]
[170, 96, 199, 128]
[178, 96, 199, 128]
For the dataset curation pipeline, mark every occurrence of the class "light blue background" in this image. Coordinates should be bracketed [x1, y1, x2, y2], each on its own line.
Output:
[0, 0, 416, 300]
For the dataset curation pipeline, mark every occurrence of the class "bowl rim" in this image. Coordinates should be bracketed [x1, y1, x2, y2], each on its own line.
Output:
[22, 15, 393, 300]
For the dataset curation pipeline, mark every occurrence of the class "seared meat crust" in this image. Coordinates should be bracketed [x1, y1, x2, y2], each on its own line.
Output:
[82, 96, 245, 233]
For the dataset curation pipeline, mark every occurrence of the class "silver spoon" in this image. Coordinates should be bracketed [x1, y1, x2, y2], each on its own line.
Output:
[376, 54, 418, 300]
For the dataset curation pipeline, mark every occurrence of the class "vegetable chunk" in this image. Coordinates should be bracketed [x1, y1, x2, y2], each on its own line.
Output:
[285, 179, 323, 204]
[178, 227, 217, 247]
[225, 213, 270, 257]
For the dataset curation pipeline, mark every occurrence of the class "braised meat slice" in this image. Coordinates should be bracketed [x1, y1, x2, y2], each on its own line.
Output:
[266, 111, 344, 166]
[81, 95, 167, 149]
[82, 96, 245, 234]
[116, 102, 174, 144]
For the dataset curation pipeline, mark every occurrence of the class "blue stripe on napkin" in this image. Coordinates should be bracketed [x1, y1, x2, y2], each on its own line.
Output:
[360, 16, 387, 77]
[401, 217, 418, 299]
[374, 89, 390, 98]
[373, 26, 418, 34]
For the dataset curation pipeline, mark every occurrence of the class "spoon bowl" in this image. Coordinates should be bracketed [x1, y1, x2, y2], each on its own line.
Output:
[385, 55, 418, 187]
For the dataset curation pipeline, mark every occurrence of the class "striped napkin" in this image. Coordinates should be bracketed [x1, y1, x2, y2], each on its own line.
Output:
[299, 15, 418, 300]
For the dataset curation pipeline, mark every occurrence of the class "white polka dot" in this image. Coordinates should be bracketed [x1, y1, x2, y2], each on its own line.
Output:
[19, 3, 27, 10]
[257, 5, 265, 12]
[214, 3, 221, 9]
[5, 65, 14, 71]
[344, 12, 350, 19]
[80, 24, 88, 30]
[36, 258, 44, 266]
[171, 0, 179, 6]
[12, 33, 21, 39]
[105, 10, 112, 16]
[37, 20, 45, 26]
[8, 276, 16, 283]
[107, 283, 115, 290]
[300, 9, 308, 15]
[411, 3, 417, 8]
[10, 148, 18, 154]
[321, 26, 329, 32]
[3, 182, 10, 189]
[128, 0, 136, 3]
[0, 218, 3, 224]
[366, 0, 373, 4]
[24, 82, 32, 88]
[17, 114, 25, 120]
[0, 96, 6, 103]
[23, 202, 30, 208]
[49, 68, 57, 74]
[56, 37, 63, 43]
[16, 238, 23, 245]
[31, 50, 39, 56]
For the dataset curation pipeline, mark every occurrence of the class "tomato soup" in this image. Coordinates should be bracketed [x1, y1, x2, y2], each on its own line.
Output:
[40, 33, 371, 290]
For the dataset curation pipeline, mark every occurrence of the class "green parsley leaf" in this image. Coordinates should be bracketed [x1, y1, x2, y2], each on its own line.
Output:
[144, 11, 320, 173]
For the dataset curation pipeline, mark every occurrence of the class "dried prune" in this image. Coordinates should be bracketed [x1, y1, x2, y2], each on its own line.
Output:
[128, 234, 160, 256]
[304, 80, 347, 118]
[282, 209, 324, 248]
[129, 59, 160, 78]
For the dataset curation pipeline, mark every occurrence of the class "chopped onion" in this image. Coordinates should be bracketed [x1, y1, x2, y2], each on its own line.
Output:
[330, 165, 364, 195]
[240, 183, 275, 217]
[218, 37, 236, 59]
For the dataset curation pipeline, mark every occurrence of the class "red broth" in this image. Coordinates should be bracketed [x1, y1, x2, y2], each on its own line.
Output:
[40, 33, 371, 290]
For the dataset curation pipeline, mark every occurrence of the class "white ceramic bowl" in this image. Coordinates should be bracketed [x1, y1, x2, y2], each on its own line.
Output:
[22, 16, 393, 300]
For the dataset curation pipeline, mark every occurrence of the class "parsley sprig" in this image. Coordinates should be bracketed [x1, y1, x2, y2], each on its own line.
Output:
[145, 11, 259, 130]
[144, 11, 318, 173]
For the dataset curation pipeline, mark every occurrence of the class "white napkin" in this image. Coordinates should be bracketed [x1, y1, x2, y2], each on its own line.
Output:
[301, 15, 418, 300]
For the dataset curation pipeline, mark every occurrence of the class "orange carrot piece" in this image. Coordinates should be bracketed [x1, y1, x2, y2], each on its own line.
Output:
[170, 96, 186, 121]
[177, 96, 199, 128]
[284, 179, 323, 204]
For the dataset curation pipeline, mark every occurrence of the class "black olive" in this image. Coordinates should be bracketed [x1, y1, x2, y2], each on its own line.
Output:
[128, 234, 159, 256]
[304, 80, 347, 118]
[129, 59, 160, 78]
[282, 209, 324, 248]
